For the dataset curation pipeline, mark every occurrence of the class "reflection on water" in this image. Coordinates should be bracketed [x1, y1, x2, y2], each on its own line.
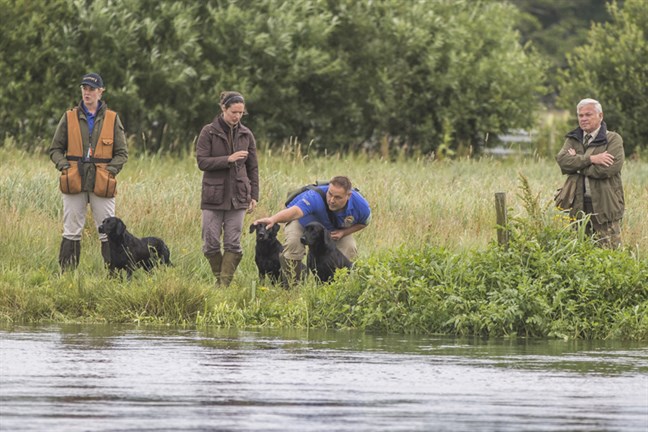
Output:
[1, 324, 647, 432]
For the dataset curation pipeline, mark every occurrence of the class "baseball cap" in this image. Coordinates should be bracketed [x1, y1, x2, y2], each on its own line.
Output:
[81, 73, 104, 89]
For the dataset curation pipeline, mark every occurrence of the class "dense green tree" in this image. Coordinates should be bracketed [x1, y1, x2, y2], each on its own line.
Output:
[511, 0, 609, 69]
[509, 0, 610, 102]
[0, 0, 545, 155]
[0, 0, 78, 140]
[558, 0, 648, 155]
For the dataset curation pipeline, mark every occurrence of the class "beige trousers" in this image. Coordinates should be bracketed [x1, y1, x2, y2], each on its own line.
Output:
[62, 192, 115, 241]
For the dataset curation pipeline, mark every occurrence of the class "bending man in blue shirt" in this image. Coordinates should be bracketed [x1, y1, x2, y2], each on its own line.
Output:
[254, 176, 371, 286]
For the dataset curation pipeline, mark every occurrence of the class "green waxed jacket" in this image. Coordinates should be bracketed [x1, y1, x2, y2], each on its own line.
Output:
[556, 122, 625, 224]
[49, 101, 128, 193]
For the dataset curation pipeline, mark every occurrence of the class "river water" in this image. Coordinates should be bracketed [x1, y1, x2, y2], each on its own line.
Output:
[0, 324, 646, 431]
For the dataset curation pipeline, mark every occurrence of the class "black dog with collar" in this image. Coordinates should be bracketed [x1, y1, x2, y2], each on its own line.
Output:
[249, 223, 283, 283]
[98, 217, 171, 278]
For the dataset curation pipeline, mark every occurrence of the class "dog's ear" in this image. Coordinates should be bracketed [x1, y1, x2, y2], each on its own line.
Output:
[249, 224, 256, 234]
[321, 225, 335, 245]
[115, 219, 126, 236]
[270, 224, 280, 235]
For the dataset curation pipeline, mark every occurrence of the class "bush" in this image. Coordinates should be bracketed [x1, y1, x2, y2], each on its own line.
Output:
[0, 0, 545, 155]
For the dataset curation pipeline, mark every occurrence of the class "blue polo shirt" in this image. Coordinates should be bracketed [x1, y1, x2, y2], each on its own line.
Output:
[81, 101, 102, 136]
[288, 185, 371, 231]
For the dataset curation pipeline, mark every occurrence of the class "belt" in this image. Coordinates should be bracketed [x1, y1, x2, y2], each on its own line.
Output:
[66, 156, 112, 163]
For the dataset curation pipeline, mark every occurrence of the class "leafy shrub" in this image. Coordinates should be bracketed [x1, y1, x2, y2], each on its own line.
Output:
[309, 176, 648, 339]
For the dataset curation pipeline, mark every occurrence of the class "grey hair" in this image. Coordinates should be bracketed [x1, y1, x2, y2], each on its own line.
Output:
[577, 98, 603, 114]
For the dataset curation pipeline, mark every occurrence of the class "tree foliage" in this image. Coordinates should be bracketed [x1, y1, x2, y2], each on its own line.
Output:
[1, 0, 544, 155]
[510, 0, 610, 103]
[558, 0, 648, 156]
[512, 0, 609, 70]
[0, 0, 78, 138]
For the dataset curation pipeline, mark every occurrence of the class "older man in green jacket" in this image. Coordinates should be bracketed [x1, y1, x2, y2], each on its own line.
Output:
[556, 98, 625, 248]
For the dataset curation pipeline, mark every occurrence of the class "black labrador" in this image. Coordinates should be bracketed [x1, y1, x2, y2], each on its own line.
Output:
[98, 217, 171, 278]
[300, 221, 352, 283]
[249, 223, 283, 283]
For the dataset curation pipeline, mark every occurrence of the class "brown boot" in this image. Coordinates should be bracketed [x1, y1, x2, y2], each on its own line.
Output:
[205, 252, 223, 287]
[59, 238, 80, 272]
[280, 255, 304, 288]
[221, 251, 243, 287]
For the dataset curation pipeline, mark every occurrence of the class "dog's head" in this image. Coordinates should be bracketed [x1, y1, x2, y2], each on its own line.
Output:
[249, 223, 280, 242]
[98, 217, 126, 237]
[300, 221, 328, 246]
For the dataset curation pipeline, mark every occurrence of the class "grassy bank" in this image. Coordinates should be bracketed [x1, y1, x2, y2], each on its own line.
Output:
[1, 143, 647, 339]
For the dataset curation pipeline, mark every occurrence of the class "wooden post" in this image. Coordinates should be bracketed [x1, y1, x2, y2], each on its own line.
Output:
[495, 192, 509, 248]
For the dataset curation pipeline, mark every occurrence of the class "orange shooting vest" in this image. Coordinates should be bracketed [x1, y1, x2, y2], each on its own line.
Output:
[59, 108, 117, 197]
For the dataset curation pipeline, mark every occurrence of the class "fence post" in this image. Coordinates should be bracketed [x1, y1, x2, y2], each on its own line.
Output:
[495, 192, 509, 248]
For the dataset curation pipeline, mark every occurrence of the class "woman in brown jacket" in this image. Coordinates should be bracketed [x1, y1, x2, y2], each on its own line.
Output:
[196, 91, 259, 286]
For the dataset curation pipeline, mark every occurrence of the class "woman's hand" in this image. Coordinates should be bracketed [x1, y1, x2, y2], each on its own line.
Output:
[247, 199, 257, 214]
[228, 150, 248, 163]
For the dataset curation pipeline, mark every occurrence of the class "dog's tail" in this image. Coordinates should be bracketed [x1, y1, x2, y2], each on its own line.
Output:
[145, 237, 172, 266]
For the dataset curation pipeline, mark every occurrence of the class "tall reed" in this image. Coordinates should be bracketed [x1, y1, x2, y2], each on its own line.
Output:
[1, 143, 646, 339]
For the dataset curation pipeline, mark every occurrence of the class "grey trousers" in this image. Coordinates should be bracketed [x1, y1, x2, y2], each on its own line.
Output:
[62, 192, 115, 241]
[282, 220, 357, 261]
[202, 209, 246, 255]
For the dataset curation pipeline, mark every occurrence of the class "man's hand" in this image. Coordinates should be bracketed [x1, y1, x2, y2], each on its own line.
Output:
[247, 199, 257, 214]
[253, 217, 274, 229]
[253, 207, 304, 230]
[590, 151, 614, 167]
[330, 230, 344, 241]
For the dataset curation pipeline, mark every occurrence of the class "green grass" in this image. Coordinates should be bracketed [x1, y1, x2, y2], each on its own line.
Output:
[1, 142, 647, 340]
